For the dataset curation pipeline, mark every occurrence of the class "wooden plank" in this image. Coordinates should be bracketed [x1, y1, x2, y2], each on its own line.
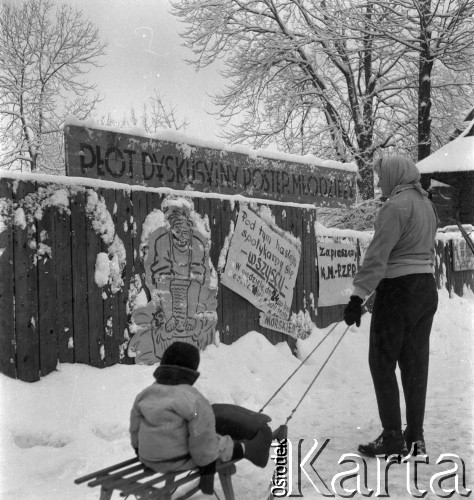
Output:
[13, 181, 40, 382]
[74, 457, 140, 484]
[445, 240, 454, 295]
[207, 198, 222, 272]
[101, 187, 120, 367]
[55, 197, 74, 364]
[207, 197, 223, 347]
[282, 204, 303, 315]
[115, 188, 134, 365]
[0, 178, 16, 378]
[132, 191, 150, 292]
[70, 189, 90, 364]
[131, 189, 150, 301]
[303, 208, 318, 323]
[85, 188, 106, 367]
[36, 201, 58, 376]
[146, 191, 164, 220]
[215, 199, 231, 345]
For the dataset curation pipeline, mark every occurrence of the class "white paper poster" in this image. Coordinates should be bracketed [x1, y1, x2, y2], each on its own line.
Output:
[222, 207, 301, 319]
[317, 241, 358, 306]
[453, 239, 474, 271]
[259, 312, 309, 340]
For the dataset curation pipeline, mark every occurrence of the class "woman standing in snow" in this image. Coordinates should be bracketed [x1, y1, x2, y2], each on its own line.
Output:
[344, 155, 439, 457]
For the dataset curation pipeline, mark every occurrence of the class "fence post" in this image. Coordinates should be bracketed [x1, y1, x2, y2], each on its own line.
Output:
[0, 179, 16, 378]
[13, 181, 40, 382]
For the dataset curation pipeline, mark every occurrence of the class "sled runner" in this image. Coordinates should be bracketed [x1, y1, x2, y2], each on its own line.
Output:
[75, 456, 239, 500]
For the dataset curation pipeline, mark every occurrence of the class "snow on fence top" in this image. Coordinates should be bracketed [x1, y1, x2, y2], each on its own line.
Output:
[64, 118, 358, 209]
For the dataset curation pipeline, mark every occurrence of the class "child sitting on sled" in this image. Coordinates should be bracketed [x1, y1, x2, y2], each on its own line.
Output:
[130, 341, 283, 494]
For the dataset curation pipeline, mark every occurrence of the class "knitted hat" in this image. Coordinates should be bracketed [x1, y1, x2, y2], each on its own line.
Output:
[160, 341, 200, 371]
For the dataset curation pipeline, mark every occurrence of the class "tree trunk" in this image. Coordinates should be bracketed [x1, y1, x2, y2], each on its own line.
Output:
[30, 155, 37, 172]
[355, 152, 375, 200]
[418, 0, 433, 161]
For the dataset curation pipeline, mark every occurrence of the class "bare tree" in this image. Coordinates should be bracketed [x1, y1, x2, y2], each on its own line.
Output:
[171, 0, 473, 198]
[364, 0, 474, 161]
[98, 90, 189, 133]
[0, 0, 106, 173]
[170, 0, 420, 198]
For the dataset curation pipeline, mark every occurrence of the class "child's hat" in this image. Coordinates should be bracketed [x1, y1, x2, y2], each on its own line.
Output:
[160, 341, 200, 371]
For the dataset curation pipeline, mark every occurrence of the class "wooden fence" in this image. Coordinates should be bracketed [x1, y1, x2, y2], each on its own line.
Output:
[0, 176, 472, 382]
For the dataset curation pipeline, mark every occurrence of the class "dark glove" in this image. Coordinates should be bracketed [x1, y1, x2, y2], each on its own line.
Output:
[344, 295, 363, 327]
[198, 460, 217, 495]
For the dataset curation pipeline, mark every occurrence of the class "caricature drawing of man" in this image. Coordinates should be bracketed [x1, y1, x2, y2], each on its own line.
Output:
[150, 205, 206, 335]
[130, 202, 217, 364]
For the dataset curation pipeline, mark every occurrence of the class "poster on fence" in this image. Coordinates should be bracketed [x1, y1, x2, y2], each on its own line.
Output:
[259, 312, 308, 340]
[222, 206, 301, 319]
[317, 241, 358, 307]
[453, 239, 474, 271]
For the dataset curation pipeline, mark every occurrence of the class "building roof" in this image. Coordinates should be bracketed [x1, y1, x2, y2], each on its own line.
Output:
[417, 119, 474, 174]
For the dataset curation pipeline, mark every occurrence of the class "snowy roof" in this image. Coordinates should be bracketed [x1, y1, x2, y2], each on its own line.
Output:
[417, 119, 474, 174]
[429, 178, 452, 188]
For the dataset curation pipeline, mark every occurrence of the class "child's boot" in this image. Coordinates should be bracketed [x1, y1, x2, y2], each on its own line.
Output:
[242, 425, 273, 467]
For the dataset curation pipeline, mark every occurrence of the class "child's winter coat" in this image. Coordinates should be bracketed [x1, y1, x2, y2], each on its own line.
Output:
[129, 364, 233, 473]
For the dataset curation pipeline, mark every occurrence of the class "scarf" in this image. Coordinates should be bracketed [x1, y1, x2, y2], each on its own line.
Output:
[378, 155, 427, 199]
[153, 365, 200, 385]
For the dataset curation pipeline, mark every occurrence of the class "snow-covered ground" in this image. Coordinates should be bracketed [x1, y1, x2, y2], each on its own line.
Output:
[0, 287, 472, 499]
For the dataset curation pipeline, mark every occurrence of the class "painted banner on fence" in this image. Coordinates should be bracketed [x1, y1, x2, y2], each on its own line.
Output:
[222, 207, 301, 319]
[317, 241, 358, 306]
[64, 123, 357, 207]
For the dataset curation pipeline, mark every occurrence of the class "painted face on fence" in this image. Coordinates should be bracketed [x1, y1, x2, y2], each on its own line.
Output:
[167, 207, 193, 247]
[172, 221, 191, 247]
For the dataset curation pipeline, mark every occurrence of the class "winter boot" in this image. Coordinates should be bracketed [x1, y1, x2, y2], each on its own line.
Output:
[358, 429, 408, 457]
[242, 424, 273, 467]
[403, 430, 427, 456]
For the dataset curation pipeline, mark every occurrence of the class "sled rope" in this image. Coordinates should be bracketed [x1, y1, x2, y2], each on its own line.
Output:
[284, 324, 350, 425]
[259, 321, 342, 413]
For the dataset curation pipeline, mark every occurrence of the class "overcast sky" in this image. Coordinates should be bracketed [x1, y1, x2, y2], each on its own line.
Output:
[61, 0, 224, 140]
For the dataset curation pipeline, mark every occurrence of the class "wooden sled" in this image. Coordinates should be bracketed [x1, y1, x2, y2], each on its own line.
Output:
[74, 456, 240, 500]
